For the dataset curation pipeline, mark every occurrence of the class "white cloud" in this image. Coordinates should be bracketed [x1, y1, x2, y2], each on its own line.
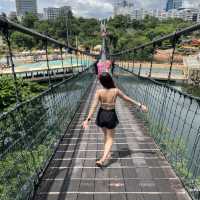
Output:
[0, 0, 114, 18]
[135, 0, 200, 9]
[0, 0, 15, 13]
[38, 0, 113, 18]
[1, 0, 200, 18]
[183, 0, 199, 8]
[71, 0, 113, 18]
[135, 0, 166, 9]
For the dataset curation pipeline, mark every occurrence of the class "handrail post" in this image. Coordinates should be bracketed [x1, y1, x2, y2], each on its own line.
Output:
[75, 50, 79, 73]
[120, 54, 122, 68]
[127, 53, 130, 71]
[138, 63, 142, 76]
[2, 26, 20, 104]
[60, 46, 65, 79]
[132, 50, 135, 73]
[122, 54, 124, 69]
[70, 53, 73, 75]
[138, 47, 144, 76]
[149, 43, 156, 78]
[168, 34, 178, 81]
[81, 53, 83, 72]
[44, 39, 52, 87]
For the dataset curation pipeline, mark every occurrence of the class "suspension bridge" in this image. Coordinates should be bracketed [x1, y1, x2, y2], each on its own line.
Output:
[0, 16, 200, 200]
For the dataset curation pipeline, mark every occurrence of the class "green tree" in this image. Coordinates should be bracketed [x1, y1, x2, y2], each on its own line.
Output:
[22, 12, 39, 28]
[11, 32, 35, 50]
[0, 76, 47, 112]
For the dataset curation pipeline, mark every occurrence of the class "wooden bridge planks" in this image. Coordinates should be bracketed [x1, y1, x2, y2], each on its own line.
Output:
[33, 80, 191, 200]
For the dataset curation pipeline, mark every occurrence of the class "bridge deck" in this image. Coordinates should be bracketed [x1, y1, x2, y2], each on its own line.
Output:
[33, 80, 191, 200]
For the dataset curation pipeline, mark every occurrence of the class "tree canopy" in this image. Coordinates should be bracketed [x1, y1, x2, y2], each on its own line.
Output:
[9, 13, 192, 53]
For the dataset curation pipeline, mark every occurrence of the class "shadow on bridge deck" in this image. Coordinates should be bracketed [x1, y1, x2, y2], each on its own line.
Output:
[33, 80, 191, 200]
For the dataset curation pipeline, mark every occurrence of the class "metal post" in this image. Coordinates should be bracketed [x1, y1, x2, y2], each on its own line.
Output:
[76, 51, 79, 73]
[70, 54, 73, 75]
[127, 53, 130, 71]
[168, 35, 178, 81]
[149, 43, 156, 78]
[2, 27, 20, 103]
[88, 55, 90, 68]
[86, 55, 89, 68]
[132, 50, 135, 73]
[125, 55, 127, 70]
[86, 55, 88, 68]
[81, 53, 83, 72]
[44, 39, 51, 87]
[138, 63, 142, 76]
[122, 54, 124, 68]
[139, 48, 144, 76]
[60, 46, 65, 78]
[124, 55, 126, 69]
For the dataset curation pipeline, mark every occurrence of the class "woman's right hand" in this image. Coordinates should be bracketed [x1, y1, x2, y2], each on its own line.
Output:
[82, 120, 89, 129]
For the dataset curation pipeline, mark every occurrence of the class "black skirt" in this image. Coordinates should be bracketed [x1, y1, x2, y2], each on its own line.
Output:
[96, 108, 119, 129]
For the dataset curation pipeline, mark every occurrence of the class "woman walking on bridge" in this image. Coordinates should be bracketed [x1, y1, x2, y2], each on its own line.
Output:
[83, 72, 148, 168]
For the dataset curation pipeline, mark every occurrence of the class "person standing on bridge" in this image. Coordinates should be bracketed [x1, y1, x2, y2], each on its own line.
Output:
[82, 72, 148, 168]
[97, 58, 112, 77]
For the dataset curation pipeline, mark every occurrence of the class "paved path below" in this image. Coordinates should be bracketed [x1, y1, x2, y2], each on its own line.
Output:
[33, 80, 191, 200]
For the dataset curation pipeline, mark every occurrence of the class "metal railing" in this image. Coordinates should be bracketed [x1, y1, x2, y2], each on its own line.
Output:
[0, 72, 95, 200]
[114, 66, 200, 200]
[0, 16, 96, 200]
[110, 22, 200, 81]
[110, 22, 200, 200]
[0, 15, 96, 103]
[0, 16, 97, 55]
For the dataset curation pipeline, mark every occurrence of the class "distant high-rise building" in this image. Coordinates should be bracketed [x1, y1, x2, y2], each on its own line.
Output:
[9, 11, 17, 20]
[166, 0, 182, 11]
[37, 13, 44, 20]
[113, 0, 134, 16]
[15, 0, 37, 16]
[44, 6, 71, 20]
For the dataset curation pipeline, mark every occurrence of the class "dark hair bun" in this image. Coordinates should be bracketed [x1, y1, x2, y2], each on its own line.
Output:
[99, 72, 115, 89]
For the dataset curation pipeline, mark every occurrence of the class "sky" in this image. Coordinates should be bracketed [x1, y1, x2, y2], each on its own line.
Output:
[0, 0, 199, 19]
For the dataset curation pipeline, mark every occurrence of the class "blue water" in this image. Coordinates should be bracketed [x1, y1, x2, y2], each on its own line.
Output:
[17, 58, 91, 68]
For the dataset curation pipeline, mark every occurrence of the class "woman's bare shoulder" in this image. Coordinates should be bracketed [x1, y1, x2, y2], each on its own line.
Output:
[96, 89, 104, 94]
[115, 88, 120, 93]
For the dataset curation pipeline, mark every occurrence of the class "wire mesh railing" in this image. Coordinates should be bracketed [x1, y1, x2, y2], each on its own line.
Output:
[114, 66, 200, 200]
[111, 22, 200, 84]
[0, 15, 96, 103]
[0, 71, 95, 200]
[0, 15, 97, 200]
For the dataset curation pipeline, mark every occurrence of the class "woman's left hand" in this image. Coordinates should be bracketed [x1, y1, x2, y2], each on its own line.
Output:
[82, 120, 89, 129]
[141, 105, 148, 113]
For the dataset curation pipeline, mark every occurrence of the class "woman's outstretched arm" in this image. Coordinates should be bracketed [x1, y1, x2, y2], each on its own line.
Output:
[87, 90, 100, 120]
[83, 90, 100, 128]
[117, 89, 148, 112]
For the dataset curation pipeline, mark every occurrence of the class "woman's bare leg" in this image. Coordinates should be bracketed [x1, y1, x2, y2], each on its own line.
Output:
[100, 128, 114, 163]
[101, 128, 111, 159]
[101, 128, 107, 146]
